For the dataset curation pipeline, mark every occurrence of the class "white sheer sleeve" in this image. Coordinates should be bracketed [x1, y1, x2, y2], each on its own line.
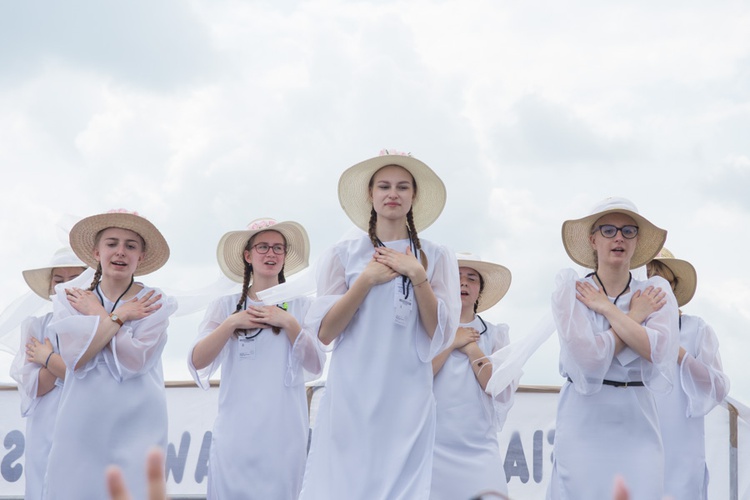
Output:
[415, 244, 460, 363]
[304, 245, 349, 352]
[485, 322, 517, 430]
[50, 286, 176, 382]
[187, 296, 234, 390]
[638, 276, 680, 394]
[679, 316, 731, 417]
[285, 296, 325, 386]
[9, 315, 53, 416]
[50, 290, 101, 377]
[552, 269, 616, 394]
[109, 288, 176, 381]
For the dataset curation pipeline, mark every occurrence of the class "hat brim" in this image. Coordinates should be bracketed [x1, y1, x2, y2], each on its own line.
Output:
[562, 208, 667, 269]
[69, 213, 170, 276]
[22, 265, 88, 300]
[338, 154, 446, 232]
[458, 259, 512, 313]
[654, 257, 697, 307]
[217, 221, 310, 283]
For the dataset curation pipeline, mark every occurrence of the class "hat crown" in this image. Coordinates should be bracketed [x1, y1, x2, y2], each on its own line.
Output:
[247, 218, 278, 231]
[589, 197, 639, 217]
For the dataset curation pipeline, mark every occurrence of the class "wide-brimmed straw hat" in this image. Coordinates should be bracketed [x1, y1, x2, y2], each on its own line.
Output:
[651, 248, 697, 307]
[69, 209, 170, 276]
[22, 248, 87, 300]
[217, 218, 310, 283]
[338, 149, 447, 232]
[457, 252, 512, 313]
[562, 197, 667, 270]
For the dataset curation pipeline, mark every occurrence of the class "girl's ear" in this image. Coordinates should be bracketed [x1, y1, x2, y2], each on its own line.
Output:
[244, 249, 252, 264]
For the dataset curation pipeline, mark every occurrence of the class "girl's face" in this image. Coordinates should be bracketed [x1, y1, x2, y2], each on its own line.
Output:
[369, 165, 415, 222]
[48, 267, 86, 295]
[94, 227, 145, 279]
[459, 266, 482, 312]
[589, 212, 638, 268]
[243, 230, 286, 280]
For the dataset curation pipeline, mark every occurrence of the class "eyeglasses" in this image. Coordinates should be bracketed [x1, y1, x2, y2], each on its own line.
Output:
[252, 243, 287, 255]
[592, 224, 639, 239]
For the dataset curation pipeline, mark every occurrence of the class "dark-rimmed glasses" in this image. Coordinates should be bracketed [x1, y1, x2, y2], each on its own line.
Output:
[252, 243, 287, 255]
[592, 224, 638, 239]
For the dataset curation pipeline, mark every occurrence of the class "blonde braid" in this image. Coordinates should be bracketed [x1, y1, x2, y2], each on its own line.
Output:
[406, 209, 428, 271]
[88, 263, 102, 291]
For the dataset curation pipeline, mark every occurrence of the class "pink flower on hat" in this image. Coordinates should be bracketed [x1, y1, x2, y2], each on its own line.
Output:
[379, 148, 411, 157]
[107, 208, 141, 216]
[248, 218, 277, 230]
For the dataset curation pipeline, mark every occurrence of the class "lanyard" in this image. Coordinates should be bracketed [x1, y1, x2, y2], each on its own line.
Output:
[95, 277, 135, 313]
[588, 272, 632, 306]
[374, 233, 419, 299]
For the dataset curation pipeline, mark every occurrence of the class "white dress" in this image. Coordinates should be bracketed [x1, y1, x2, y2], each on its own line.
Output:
[187, 294, 324, 500]
[43, 284, 176, 500]
[431, 316, 515, 500]
[299, 235, 460, 500]
[9, 313, 61, 500]
[547, 270, 680, 500]
[656, 314, 730, 500]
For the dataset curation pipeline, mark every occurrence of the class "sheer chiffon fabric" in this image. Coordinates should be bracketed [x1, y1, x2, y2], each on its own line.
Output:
[299, 235, 460, 500]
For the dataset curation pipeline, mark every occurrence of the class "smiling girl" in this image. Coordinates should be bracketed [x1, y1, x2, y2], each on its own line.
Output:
[548, 197, 679, 500]
[189, 218, 323, 500]
[298, 150, 460, 500]
[43, 210, 176, 500]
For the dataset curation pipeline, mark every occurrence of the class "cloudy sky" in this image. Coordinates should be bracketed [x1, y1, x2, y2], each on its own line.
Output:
[1, 1, 748, 399]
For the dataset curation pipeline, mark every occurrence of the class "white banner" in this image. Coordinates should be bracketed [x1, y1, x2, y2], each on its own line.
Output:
[0, 384, 746, 499]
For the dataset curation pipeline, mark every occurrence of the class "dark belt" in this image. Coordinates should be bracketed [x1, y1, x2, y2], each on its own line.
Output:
[567, 377, 644, 388]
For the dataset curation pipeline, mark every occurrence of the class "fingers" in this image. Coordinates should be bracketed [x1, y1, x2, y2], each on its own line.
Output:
[145, 448, 167, 500]
[106, 465, 130, 500]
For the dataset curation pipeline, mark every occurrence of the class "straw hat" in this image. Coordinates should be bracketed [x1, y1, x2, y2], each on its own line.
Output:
[651, 248, 697, 307]
[562, 197, 667, 269]
[69, 209, 170, 276]
[217, 218, 310, 283]
[456, 252, 512, 313]
[22, 248, 87, 300]
[338, 149, 447, 232]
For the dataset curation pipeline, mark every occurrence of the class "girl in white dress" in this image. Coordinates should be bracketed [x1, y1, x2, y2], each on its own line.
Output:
[188, 218, 324, 500]
[9, 248, 86, 500]
[548, 197, 680, 500]
[299, 150, 460, 500]
[647, 248, 731, 500]
[44, 209, 177, 500]
[431, 252, 515, 500]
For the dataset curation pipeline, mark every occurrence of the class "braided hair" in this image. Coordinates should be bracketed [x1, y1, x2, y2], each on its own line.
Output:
[473, 272, 486, 313]
[88, 263, 103, 291]
[232, 231, 287, 336]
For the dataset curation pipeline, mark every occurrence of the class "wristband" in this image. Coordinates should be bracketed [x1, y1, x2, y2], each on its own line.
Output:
[44, 352, 54, 368]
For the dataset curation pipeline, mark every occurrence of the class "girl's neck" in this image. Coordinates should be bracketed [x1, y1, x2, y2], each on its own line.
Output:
[99, 275, 135, 301]
[594, 265, 631, 297]
[248, 275, 279, 299]
[375, 218, 409, 242]
[460, 308, 475, 324]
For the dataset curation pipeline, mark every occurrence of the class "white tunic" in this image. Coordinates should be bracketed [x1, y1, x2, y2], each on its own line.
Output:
[9, 313, 61, 500]
[431, 316, 514, 500]
[187, 294, 324, 500]
[547, 269, 680, 500]
[299, 235, 460, 500]
[44, 284, 176, 500]
[656, 314, 730, 500]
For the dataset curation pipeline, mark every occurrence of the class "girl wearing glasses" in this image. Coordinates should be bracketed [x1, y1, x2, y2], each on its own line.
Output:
[647, 249, 730, 500]
[547, 197, 680, 500]
[298, 151, 460, 500]
[430, 253, 515, 500]
[189, 218, 324, 500]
